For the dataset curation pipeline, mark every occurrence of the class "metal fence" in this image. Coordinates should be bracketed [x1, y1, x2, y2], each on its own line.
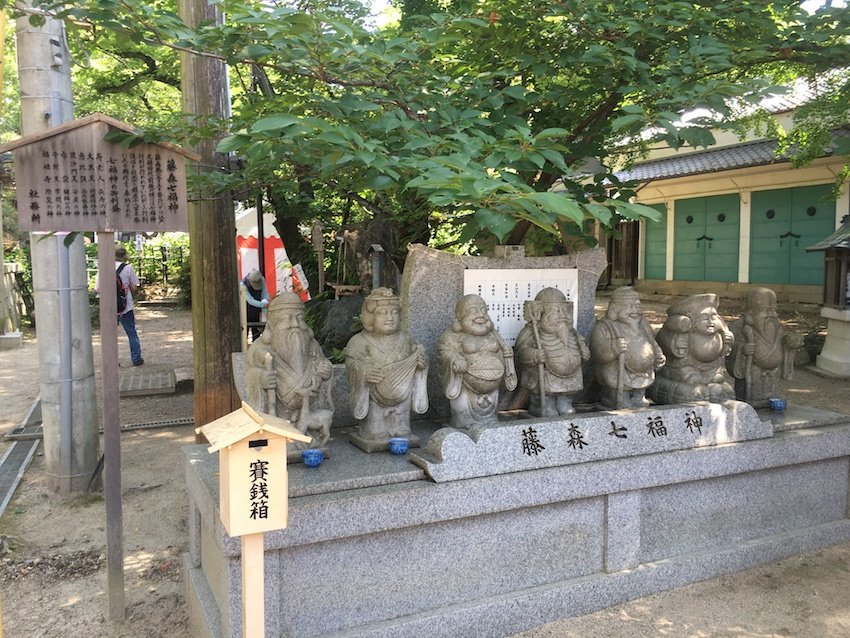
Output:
[86, 244, 186, 296]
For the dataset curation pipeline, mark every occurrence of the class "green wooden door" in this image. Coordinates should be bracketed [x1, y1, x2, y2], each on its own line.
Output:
[643, 203, 667, 280]
[674, 194, 739, 282]
[750, 185, 835, 285]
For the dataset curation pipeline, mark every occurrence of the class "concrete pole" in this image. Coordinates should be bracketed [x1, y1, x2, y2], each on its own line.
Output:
[0, 10, 11, 338]
[0, 196, 8, 335]
[16, 3, 100, 493]
[0, 214, 9, 336]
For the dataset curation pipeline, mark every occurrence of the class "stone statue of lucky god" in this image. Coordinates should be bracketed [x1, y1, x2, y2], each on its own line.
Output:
[590, 286, 666, 409]
[648, 293, 735, 404]
[344, 288, 429, 452]
[437, 294, 517, 429]
[244, 292, 334, 450]
[726, 287, 802, 405]
[515, 287, 590, 416]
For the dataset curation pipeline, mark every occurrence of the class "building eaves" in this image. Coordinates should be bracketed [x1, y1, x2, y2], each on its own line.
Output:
[617, 129, 849, 183]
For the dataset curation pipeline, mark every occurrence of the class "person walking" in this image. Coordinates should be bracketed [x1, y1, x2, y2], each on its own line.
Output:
[97, 244, 144, 366]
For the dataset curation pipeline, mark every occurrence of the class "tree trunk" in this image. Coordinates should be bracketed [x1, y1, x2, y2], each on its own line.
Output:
[179, 0, 241, 429]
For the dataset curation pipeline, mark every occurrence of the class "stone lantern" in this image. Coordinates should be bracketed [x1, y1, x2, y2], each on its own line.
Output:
[807, 217, 850, 376]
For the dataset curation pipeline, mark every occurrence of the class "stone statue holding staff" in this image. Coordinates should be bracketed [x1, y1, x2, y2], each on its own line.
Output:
[726, 287, 802, 405]
[244, 292, 334, 449]
[590, 286, 666, 409]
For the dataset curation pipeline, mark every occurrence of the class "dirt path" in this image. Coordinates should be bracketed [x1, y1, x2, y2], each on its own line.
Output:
[0, 306, 193, 638]
[0, 299, 849, 637]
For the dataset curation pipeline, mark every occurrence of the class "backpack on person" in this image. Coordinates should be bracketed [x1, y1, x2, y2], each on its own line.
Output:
[116, 263, 128, 315]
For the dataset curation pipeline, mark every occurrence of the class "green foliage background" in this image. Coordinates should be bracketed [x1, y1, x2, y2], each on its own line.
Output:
[1, 0, 849, 275]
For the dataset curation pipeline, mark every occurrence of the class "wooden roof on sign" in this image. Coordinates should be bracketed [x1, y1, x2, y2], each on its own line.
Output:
[196, 402, 312, 453]
[6, 113, 197, 233]
[0, 113, 201, 161]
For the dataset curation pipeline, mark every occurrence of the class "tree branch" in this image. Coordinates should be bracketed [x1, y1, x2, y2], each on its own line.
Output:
[91, 49, 179, 93]
[332, 185, 388, 217]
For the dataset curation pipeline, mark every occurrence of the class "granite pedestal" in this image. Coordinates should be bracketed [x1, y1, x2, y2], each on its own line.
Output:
[817, 307, 850, 377]
[183, 406, 850, 638]
[0, 331, 21, 350]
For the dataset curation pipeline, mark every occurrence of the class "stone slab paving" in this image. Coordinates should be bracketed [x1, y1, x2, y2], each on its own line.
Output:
[118, 365, 176, 396]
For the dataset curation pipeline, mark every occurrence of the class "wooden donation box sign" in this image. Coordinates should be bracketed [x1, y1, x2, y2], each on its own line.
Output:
[197, 402, 311, 536]
[1, 113, 196, 233]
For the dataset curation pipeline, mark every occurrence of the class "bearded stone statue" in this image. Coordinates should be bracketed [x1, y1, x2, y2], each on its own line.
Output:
[726, 287, 802, 405]
[244, 292, 334, 449]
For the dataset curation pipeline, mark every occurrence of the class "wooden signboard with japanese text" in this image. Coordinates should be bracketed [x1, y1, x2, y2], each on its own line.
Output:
[0, 113, 198, 622]
[4, 115, 193, 233]
[220, 432, 291, 537]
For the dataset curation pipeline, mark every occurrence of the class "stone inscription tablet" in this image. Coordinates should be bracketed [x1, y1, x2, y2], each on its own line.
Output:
[463, 268, 579, 344]
[410, 401, 774, 483]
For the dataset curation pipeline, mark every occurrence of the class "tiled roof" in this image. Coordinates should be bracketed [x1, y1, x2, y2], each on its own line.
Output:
[617, 129, 849, 183]
[618, 139, 781, 182]
[750, 77, 823, 115]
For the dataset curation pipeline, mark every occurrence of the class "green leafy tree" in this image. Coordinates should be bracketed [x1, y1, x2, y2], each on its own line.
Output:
[777, 69, 850, 194]
[0, 10, 20, 142]
[1, 12, 19, 246]
[12, 0, 850, 263]
[69, 29, 182, 128]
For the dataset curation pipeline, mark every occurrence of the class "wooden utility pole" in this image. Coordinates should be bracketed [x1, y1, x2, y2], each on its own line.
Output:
[178, 0, 241, 429]
[96, 235, 124, 618]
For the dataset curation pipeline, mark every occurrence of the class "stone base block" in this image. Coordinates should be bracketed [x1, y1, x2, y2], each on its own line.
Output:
[816, 311, 850, 377]
[348, 431, 421, 453]
[817, 351, 850, 377]
[412, 401, 772, 482]
[0, 332, 22, 350]
[183, 554, 222, 638]
[184, 407, 850, 638]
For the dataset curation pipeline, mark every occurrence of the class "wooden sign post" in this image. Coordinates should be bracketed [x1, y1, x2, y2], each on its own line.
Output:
[0, 113, 198, 620]
[196, 402, 310, 638]
[312, 220, 325, 294]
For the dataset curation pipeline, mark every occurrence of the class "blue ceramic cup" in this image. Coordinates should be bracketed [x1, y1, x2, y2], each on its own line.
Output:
[302, 449, 324, 467]
[768, 397, 787, 412]
[388, 437, 409, 455]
